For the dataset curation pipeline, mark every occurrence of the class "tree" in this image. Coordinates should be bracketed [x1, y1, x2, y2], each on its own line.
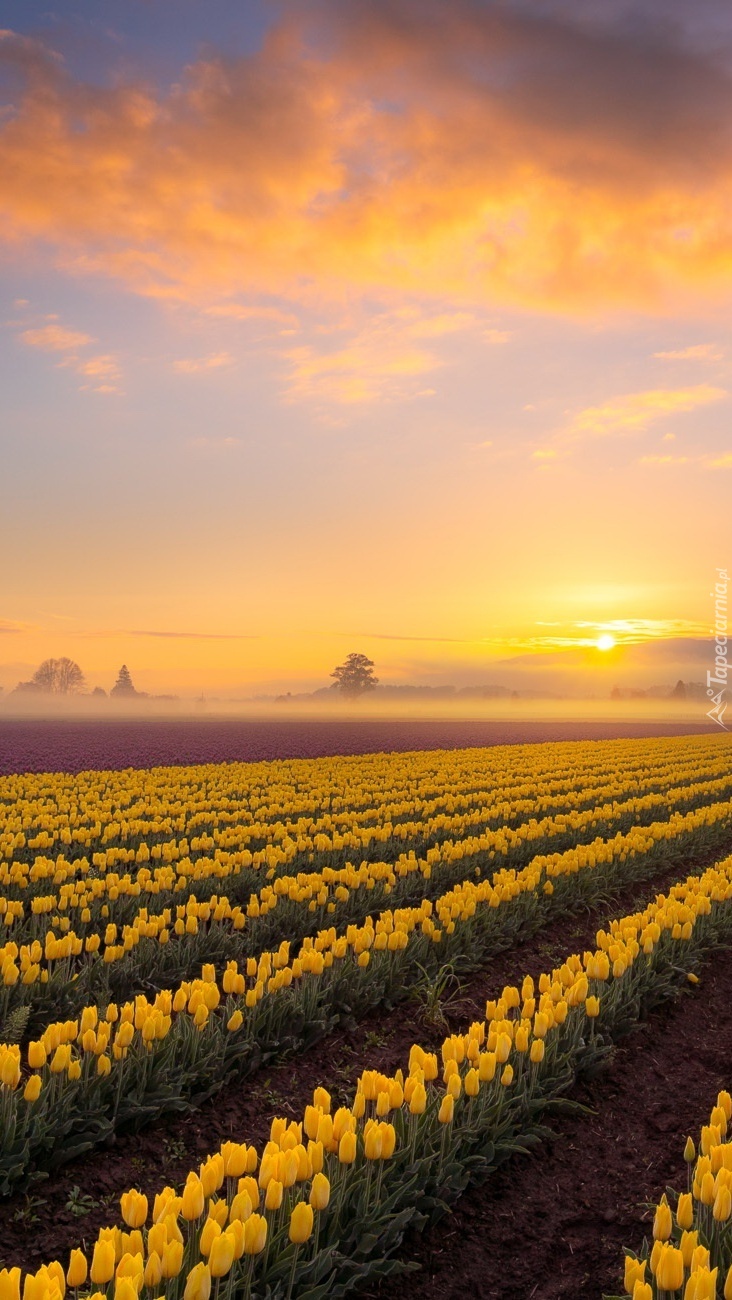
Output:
[671, 679, 687, 700]
[111, 665, 137, 698]
[28, 657, 86, 694]
[330, 652, 378, 699]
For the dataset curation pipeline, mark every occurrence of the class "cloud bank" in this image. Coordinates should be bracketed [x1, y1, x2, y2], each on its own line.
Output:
[2, 3, 732, 313]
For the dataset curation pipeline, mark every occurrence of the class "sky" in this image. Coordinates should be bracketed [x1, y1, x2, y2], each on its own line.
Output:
[1, 0, 730, 698]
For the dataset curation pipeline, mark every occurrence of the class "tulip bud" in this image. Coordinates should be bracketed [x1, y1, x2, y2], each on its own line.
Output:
[680, 1230, 699, 1269]
[90, 1241, 115, 1286]
[713, 1184, 732, 1222]
[183, 1262, 212, 1300]
[181, 1175, 205, 1221]
[313, 1087, 331, 1114]
[309, 1173, 330, 1211]
[27, 1042, 46, 1070]
[654, 1244, 684, 1291]
[409, 1082, 427, 1115]
[0, 1268, 20, 1300]
[652, 1198, 672, 1241]
[243, 1214, 267, 1255]
[143, 1254, 163, 1288]
[208, 1233, 235, 1279]
[338, 1131, 357, 1164]
[66, 1250, 88, 1288]
[289, 1201, 314, 1244]
[438, 1094, 454, 1124]
[114, 1279, 138, 1300]
[265, 1179, 283, 1211]
[120, 1190, 148, 1229]
[161, 1240, 184, 1279]
[199, 1217, 222, 1256]
[724, 1264, 732, 1300]
[676, 1192, 694, 1230]
[623, 1257, 646, 1292]
[632, 1284, 652, 1300]
[23, 1075, 42, 1103]
[45, 1262, 65, 1298]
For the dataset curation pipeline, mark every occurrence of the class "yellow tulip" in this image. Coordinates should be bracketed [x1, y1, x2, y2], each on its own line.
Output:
[89, 1241, 115, 1286]
[652, 1198, 672, 1241]
[182, 1263, 212, 1300]
[199, 1217, 221, 1256]
[654, 1244, 684, 1291]
[181, 1175, 205, 1221]
[309, 1173, 330, 1211]
[120, 1190, 148, 1230]
[208, 1233, 235, 1279]
[161, 1240, 184, 1279]
[66, 1250, 88, 1288]
[438, 1094, 454, 1124]
[243, 1214, 267, 1255]
[265, 1179, 283, 1211]
[23, 1075, 42, 1103]
[676, 1192, 694, 1230]
[0, 1269, 20, 1300]
[338, 1131, 357, 1164]
[289, 1202, 314, 1245]
[623, 1257, 646, 1292]
[143, 1254, 163, 1289]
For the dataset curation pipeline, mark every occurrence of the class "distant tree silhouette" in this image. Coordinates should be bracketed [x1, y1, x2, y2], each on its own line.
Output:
[111, 664, 137, 698]
[91, 686, 107, 698]
[330, 652, 378, 698]
[671, 679, 687, 700]
[26, 657, 86, 694]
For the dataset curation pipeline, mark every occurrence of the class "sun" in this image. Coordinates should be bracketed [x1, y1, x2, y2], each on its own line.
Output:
[596, 633, 616, 652]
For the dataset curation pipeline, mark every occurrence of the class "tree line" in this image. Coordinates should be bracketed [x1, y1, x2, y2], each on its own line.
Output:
[13, 660, 141, 698]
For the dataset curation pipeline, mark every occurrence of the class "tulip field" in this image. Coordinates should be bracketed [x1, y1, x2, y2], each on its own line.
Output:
[0, 732, 731, 1298]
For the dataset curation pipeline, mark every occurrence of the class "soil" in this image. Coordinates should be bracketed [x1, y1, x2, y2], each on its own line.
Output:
[0, 853, 727, 1281]
[0, 716, 716, 776]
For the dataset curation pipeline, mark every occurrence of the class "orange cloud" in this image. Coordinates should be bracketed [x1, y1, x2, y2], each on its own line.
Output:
[562, 385, 727, 442]
[20, 324, 93, 350]
[654, 344, 723, 360]
[282, 308, 467, 403]
[172, 352, 234, 374]
[3, 8, 732, 313]
[638, 454, 691, 466]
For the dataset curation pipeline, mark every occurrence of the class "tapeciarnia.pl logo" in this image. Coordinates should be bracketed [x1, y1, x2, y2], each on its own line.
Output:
[707, 567, 729, 729]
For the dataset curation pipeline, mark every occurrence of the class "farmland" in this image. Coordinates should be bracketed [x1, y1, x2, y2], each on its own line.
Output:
[0, 715, 715, 777]
[1, 732, 731, 1298]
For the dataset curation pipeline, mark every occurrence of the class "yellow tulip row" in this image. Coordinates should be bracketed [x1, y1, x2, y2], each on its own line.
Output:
[11, 849, 732, 1300]
[1, 791, 731, 1195]
[622, 1095, 732, 1299]
[2, 772, 731, 1015]
[1, 738, 727, 898]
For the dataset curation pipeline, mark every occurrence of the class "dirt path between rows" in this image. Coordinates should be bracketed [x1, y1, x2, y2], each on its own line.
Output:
[0, 853, 729, 1279]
